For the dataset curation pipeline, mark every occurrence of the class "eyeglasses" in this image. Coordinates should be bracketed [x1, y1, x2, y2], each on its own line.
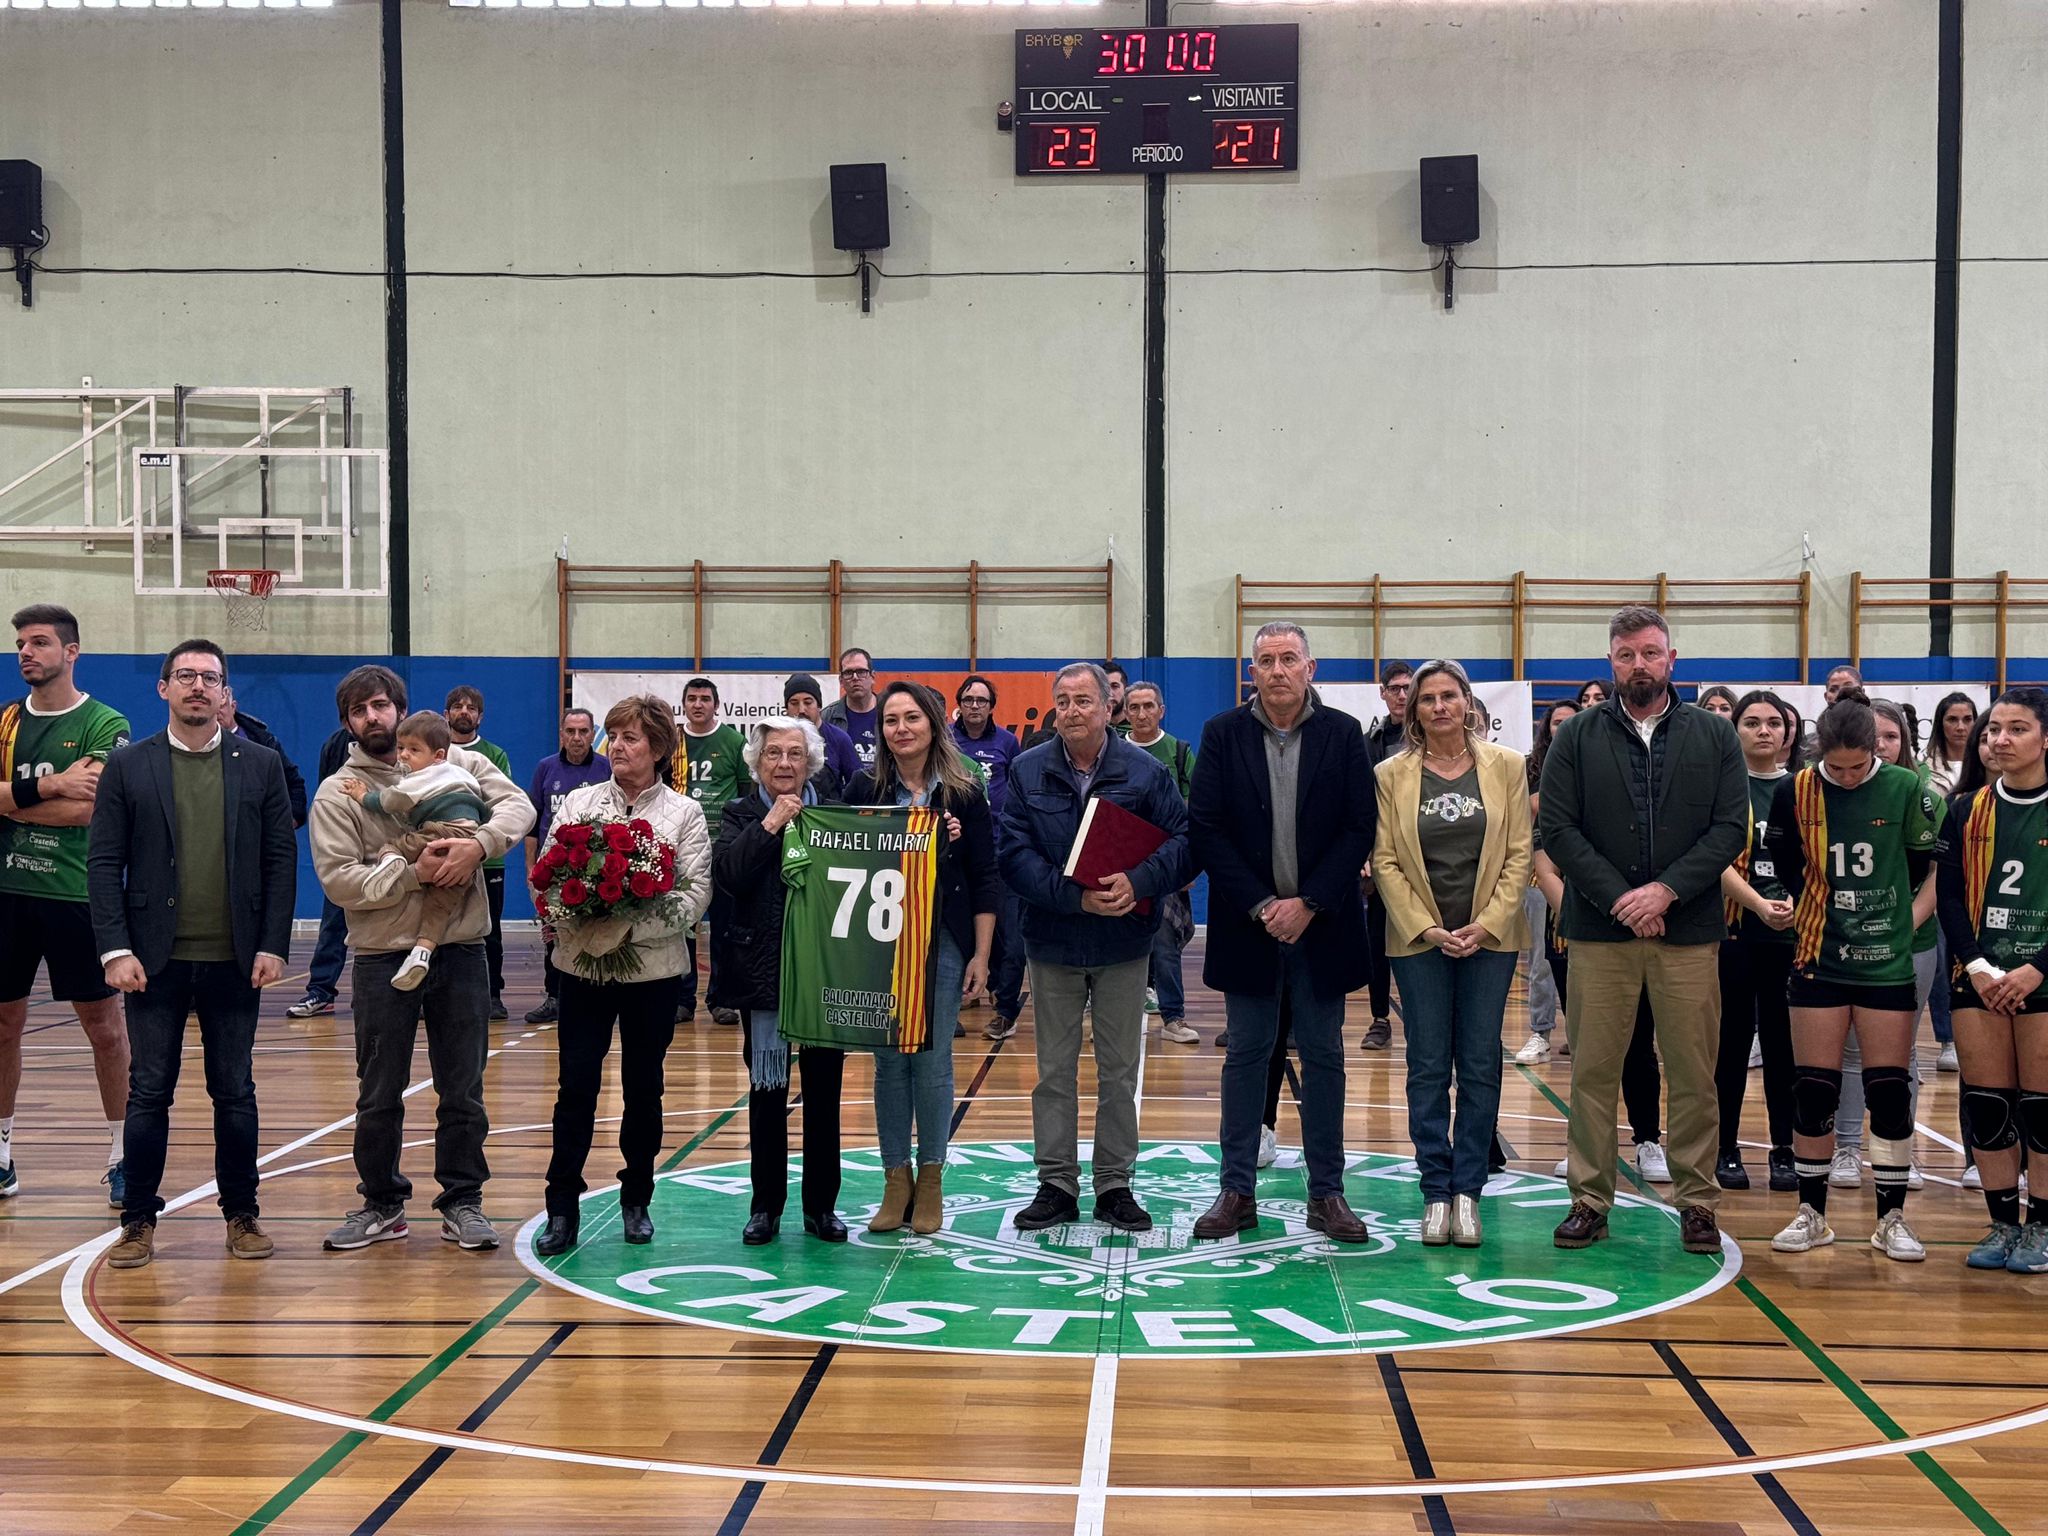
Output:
[959, 694, 993, 706]
[169, 668, 225, 688]
[839, 668, 874, 681]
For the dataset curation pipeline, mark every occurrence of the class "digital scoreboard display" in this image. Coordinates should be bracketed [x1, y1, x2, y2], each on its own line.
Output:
[1013, 25, 1300, 176]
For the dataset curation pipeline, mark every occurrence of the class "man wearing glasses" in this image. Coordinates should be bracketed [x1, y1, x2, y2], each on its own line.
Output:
[822, 648, 881, 770]
[88, 640, 297, 1268]
[0, 604, 133, 1206]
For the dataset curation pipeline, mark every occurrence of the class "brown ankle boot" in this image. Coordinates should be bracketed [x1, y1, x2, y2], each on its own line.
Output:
[869, 1165, 914, 1232]
[911, 1163, 945, 1235]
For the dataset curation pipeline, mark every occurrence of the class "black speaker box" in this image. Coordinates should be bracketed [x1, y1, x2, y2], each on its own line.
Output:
[0, 161, 46, 247]
[829, 163, 890, 252]
[1419, 155, 1479, 247]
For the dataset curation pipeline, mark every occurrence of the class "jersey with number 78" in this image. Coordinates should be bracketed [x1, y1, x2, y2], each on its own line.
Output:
[1775, 762, 1945, 985]
[777, 804, 943, 1052]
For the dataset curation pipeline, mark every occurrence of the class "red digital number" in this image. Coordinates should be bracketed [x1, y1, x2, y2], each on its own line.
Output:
[1096, 33, 1119, 75]
[1264, 122, 1282, 163]
[1075, 124, 1098, 169]
[1192, 31, 1217, 71]
[1049, 126, 1073, 168]
[1032, 123, 1099, 173]
[1121, 32, 1146, 74]
[1211, 119, 1284, 169]
[1214, 120, 1253, 166]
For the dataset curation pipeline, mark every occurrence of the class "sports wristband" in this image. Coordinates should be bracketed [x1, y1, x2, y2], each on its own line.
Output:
[1966, 958, 2004, 980]
[10, 774, 42, 808]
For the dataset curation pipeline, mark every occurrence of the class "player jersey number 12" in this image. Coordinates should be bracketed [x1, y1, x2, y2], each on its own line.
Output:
[777, 804, 944, 1053]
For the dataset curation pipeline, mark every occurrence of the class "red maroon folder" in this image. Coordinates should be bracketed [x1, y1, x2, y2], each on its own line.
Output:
[1063, 796, 1168, 916]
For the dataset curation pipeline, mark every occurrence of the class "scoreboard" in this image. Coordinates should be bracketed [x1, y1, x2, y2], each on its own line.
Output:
[1013, 25, 1300, 176]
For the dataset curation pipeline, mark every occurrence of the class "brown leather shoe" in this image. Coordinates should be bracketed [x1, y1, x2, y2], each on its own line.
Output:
[225, 1215, 274, 1260]
[1192, 1190, 1259, 1239]
[1679, 1204, 1721, 1254]
[107, 1220, 154, 1270]
[1553, 1200, 1610, 1248]
[1306, 1194, 1371, 1244]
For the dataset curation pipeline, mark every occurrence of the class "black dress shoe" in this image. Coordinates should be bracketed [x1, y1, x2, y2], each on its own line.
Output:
[534, 1214, 579, 1257]
[1305, 1194, 1370, 1244]
[1768, 1146, 1799, 1192]
[804, 1210, 849, 1242]
[1013, 1183, 1081, 1231]
[621, 1204, 654, 1244]
[1553, 1200, 1609, 1248]
[743, 1211, 780, 1245]
[1716, 1150, 1751, 1190]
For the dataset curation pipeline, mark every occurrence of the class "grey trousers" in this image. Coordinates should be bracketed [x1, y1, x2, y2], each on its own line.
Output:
[1029, 955, 1149, 1197]
[1520, 884, 1560, 1035]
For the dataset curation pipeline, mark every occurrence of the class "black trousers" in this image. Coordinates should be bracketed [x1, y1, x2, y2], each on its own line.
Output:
[1364, 891, 1394, 1020]
[123, 959, 261, 1224]
[1717, 937, 1794, 1153]
[740, 1010, 845, 1217]
[545, 972, 682, 1217]
[1551, 947, 1663, 1144]
[483, 868, 506, 998]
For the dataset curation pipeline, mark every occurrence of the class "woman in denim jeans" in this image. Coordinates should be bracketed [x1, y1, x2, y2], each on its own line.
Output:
[844, 681, 999, 1235]
[1371, 660, 1533, 1248]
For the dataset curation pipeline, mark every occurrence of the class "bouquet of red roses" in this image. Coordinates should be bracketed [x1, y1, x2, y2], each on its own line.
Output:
[529, 816, 687, 983]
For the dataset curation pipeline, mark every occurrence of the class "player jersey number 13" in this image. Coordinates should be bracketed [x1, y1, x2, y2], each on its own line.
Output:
[777, 804, 944, 1053]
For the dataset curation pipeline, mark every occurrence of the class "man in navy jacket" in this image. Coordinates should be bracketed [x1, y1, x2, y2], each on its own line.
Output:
[1188, 623, 1377, 1243]
[998, 662, 1190, 1234]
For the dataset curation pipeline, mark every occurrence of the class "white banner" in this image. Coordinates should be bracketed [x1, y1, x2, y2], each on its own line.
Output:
[571, 671, 840, 734]
[1702, 683, 1990, 758]
[1317, 680, 1535, 755]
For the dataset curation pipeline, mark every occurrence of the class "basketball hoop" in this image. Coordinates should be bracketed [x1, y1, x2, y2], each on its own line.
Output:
[206, 569, 280, 631]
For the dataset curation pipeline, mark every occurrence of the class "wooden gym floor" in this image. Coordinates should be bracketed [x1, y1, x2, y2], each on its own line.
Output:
[1, 934, 2041, 1536]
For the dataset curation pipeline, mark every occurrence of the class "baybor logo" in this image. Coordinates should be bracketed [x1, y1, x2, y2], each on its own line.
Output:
[521, 1142, 1738, 1357]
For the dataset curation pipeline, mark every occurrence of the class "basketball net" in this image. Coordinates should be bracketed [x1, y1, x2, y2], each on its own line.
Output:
[206, 569, 280, 632]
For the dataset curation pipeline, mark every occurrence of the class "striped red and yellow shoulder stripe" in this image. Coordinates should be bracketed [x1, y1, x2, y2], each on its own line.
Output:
[1961, 786, 1998, 939]
[888, 806, 942, 1051]
[1791, 768, 1831, 969]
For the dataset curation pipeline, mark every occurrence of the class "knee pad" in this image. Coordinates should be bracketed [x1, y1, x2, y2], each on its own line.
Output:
[2020, 1093, 2048, 1157]
[1792, 1067, 1844, 1139]
[1966, 1087, 2023, 1153]
[1861, 1065, 1915, 1142]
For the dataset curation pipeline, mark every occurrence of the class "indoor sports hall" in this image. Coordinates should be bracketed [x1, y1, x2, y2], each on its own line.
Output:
[1, 3, 2045, 1533]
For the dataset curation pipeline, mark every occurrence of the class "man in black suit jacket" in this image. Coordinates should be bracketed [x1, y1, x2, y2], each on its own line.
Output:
[87, 639, 296, 1270]
[1188, 623, 1377, 1243]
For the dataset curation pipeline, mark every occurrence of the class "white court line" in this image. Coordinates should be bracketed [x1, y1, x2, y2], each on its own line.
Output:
[1075, 1015, 1148, 1536]
[1, 1034, 531, 1300]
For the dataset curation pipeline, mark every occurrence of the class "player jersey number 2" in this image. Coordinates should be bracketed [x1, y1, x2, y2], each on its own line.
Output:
[828, 866, 906, 942]
[1999, 860, 2024, 897]
[1829, 842, 1874, 879]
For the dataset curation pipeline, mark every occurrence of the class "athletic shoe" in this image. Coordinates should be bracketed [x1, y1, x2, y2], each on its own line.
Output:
[1093, 1187, 1152, 1233]
[1828, 1149, 1863, 1188]
[107, 1220, 155, 1270]
[1908, 1162, 1925, 1191]
[225, 1215, 274, 1261]
[361, 851, 410, 903]
[489, 995, 509, 1022]
[0, 1161, 15, 1198]
[1552, 1157, 1569, 1177]
[985, 1014, 1017, 1041]
[1967, 1221, 2025, 1270]
[1013, 1184, 1080, 1231]
[1513, 1033, 1551, 1064]
[1937, 1042, 1959, 1074]
[1256, 1125, 1278, 1169]
[712, 1008, 741, 1028]
[1771, 1203, 1835, 1253]
[392, 945, 434, 992]
[1161, 1018, 1198, 1044]
[1748, 1038, 1763, 1070]
[2006, 1222, 2048, 1274]
[676, 1003, 696, 1025]
[103, 1161, 126, 1210]
[285, 994, 335, 1020]
[1715, 1151, 1750, 1190]
[524, 997, 559, 1024]
[325, 1205, 408, 1250]
[440, 1202, 500, 1251]
[1635, 1141, 1671, 1184]
[1870, 1210, 1926, 1263]
[1963, 1164, 1983, 1190]
[1361, 1018, 1392, 1051]
[1768, 1147, 1799, 1191]
[1144, 987, 1160, 1016]
[1215, 1030, 1230, 1050]
[954, 1021, 966, 1038]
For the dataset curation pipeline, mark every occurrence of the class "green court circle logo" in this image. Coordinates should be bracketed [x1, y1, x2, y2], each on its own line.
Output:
[519, 1142, 1740, 1357]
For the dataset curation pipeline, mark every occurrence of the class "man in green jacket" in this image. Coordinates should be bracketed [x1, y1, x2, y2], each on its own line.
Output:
[1537, 606, 1747, 1257]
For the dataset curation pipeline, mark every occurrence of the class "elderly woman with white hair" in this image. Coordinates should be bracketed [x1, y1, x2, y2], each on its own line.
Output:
[712, 715, 849, 1244]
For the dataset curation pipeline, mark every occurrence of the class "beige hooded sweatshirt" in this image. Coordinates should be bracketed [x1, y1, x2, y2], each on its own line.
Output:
[310, 741, 536, 954]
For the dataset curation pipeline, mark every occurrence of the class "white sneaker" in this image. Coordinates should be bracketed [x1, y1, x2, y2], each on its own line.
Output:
[1963, 1164, 1983, 1190]
[1772, 1203, 1836, 1253]
[1160, 1018, 1198, 1045]
[1937, 1042, 1959, 1074]
[1513, 1033, 1551, 1064]
[1257, 1125, 1278, 1169]
[1748, 1039, 1763, 1070]
[1144, 987, 1160, 1016]
[1908, 1162, 1925, 1191]
[1553, 1157, 1569, 1177]
[1871, 1210, 1926, 1263]
[1828, 1149, 1863, 1188]
[392, 944, 434, 992]
[1635, 1141, 1671, 1184]
[362, 851, 410, 903]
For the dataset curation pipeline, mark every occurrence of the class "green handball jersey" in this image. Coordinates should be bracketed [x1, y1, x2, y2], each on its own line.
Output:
[674, 725, 748, 838]
[1736, 770, 1793, 945]
[0, 694, 132, 902]
[1778, 762, 1944, 986]
[1950, 782, 2048, 1001]
[778, 805, 943, 1052]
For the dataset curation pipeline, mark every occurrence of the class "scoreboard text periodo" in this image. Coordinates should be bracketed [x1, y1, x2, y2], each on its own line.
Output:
[1013, 25, 1300, 176]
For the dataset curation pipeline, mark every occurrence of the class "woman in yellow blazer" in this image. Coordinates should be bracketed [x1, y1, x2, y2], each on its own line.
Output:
[1372, 660, 1533, 1248]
